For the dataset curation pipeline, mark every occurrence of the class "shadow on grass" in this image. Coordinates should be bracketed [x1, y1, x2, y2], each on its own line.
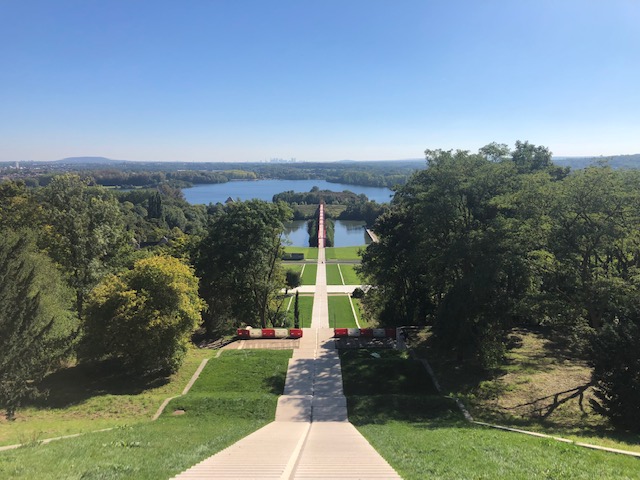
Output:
[262, 371, 288, 395]
[340, 349, 438, 396]
[474, 409, 640, 446]
[348, 394, 462, 426]
[29, 360, 170, 408]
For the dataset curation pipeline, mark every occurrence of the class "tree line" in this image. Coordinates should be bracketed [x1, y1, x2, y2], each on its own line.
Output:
[359, 141, 640, 429]
[0, 175, 293, 419]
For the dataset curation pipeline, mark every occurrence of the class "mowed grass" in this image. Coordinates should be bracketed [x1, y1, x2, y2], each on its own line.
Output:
[285, 295, 314, 328]
[357, 420, 640, 480]
[340, 349, 640, 480]
[0, 348, 213, 447]
[339, 264, 361, 284]
[352, 298, 368, 327]
[325, 246, 362, 260]
[300, 263, 317, 285]
[0, 350, 292, 479]
[283, 246, 318, 259]
[327, 295, 358, 328]
[284, 264, 303, 277]
[325, 264, 343, 285]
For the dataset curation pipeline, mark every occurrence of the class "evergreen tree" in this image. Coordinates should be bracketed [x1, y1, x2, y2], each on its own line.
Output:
[294, 291, 300, 329]
[0, 231, 76, 419]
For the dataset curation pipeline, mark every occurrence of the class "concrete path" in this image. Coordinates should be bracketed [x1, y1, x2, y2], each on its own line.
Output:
[173, 327, 399, 479]
[287, 285, 365, 294]
[309, 249, 329, 329]
[173, 204, 400, 479]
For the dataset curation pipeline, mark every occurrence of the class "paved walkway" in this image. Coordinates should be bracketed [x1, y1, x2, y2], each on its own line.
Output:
[173, 204, 400, 479]
[288, 284, 364, 294]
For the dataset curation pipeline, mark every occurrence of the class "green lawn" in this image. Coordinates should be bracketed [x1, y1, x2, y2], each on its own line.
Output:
[0, 348, 214, 447]
[283, 246, 318, 260]
[325, 264, 343, 285]
[325, 246, 363, 260]
[286, 295, 314, 328]
[300, 263, 317, 285]
[340, 349, 640, 480]
[327, 295, 358, 328]
[284, 264, 303, 277]
[0, 350, 292, 479]
[339, 264, 361, 284]
[352, 298, 368, 327]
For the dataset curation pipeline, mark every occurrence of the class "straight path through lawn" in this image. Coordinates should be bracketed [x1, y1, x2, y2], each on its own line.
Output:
[173, 204, 399, 479]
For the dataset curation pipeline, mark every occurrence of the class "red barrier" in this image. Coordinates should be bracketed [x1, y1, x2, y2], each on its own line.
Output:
[334, 328, 349, 337]
[237, 328, 307, 339]
[360, 328, 374, 337]
[262, 329, 276, 338]
[288, 328, 303, 338]
[385, 328, 397, 338]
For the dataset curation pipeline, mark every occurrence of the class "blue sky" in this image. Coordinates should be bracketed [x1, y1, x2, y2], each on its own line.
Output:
[1, 0, 639, 162]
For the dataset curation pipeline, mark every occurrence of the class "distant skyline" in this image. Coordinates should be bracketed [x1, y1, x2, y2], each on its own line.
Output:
[1, 1, 639, 162]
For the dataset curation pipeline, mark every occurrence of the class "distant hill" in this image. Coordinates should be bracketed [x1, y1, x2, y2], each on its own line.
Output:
[553, 154, 640, 170]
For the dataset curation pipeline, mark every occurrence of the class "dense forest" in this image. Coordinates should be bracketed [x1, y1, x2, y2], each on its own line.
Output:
[0, 159, 421, 189]
[360, 141, 640, 430]
[1, 141, 640, 431]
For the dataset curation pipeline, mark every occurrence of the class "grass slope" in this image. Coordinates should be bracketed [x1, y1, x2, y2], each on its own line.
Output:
[340, 349, 640, 480]
[352, 298, 368, 327]
[0, 350, 292, 479]
[411, 327, 640, 453]
[327, 295, 358, 328]
[0, 348, 213, 447]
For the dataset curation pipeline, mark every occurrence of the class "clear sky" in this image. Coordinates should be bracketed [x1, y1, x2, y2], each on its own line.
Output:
[1, 0, 639, 162]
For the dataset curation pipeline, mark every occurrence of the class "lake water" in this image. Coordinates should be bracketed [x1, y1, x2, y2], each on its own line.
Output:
[283, 219, 371, 247]
[183, 179, 394, 205]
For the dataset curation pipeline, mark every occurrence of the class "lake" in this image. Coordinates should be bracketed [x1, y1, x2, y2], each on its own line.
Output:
[283, 219, 371, 247]
[183, 179, 394, 205]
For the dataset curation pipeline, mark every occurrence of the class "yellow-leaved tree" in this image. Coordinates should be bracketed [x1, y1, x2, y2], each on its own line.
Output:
[82, 255, 204, 375]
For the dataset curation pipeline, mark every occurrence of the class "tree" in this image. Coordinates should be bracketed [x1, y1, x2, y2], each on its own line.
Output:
[82, 255, 204, 375]
[147, 191, 163, 219]
[294, 291, 300, 328]
[286, 269, 301, 289]
[0, 181, 43, 231]
[589, 312, 640, 431]
[360, 143, 555, 368]
[0, 230, 76, 420]
[196, 200, 292, 333]
[511, 140, 553, 173]
[40, 174, 130, 316]
[542, 167, 640, 329]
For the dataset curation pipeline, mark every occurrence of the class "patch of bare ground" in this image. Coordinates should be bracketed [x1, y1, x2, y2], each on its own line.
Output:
[410, 326, 640, 453]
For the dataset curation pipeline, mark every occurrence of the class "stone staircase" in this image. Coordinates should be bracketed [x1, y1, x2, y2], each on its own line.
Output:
[172, 328, 400, 479]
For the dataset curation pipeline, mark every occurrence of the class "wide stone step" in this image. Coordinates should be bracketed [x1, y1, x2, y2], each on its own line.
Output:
[276, 395, 312, 422]
[171, 422, 309, 479]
